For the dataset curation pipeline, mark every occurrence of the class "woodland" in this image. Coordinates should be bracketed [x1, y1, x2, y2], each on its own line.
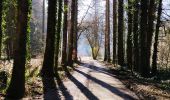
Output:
[0, 0, 170, 99]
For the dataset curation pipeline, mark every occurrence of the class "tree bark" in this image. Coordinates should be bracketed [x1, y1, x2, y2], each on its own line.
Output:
[127, 0, 133, 68]
[112, 0, 117, 64]
[147, 0, 156, 69]
[68, 0, 76, 66]
[133, 0, 139, 71]
[6, 0, 30, 99]
[73, 0, 78, 62]
[139, 0, 150, 77]
[55, 0, 63, 71]
[61, 0, 68, 65]
[152, 0, 163, 75]
[118, 0, 124, 66]
[104, 0, 111, 62]
[41, 0, 57, 77]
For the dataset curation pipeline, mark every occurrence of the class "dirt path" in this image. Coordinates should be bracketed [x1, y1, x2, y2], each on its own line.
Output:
[59, 57, 139, 100]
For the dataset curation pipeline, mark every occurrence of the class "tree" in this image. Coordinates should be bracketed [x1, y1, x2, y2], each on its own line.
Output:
[133, 0, 139, 71]
[41, 0, 57, 77]
[104, 0, 111, 62]
[139, 0, 150, 77]
[0, 0, 2, 58]
[84, 20, 101, 60]
[112, 0, 117, 64]
[55, 0, 63, 71]
[68, 0, 76, 66]
[127, 0, 133, 68]
[118, 0, 124, 66]
[6, 0, 31, 99]
[146, 0, 156, 69]
[73, 0, 78, 62]
[61, 0, 68, 65]
[152, 0, 163, 75]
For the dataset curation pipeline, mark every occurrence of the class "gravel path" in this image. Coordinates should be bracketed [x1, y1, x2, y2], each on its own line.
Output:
[59, 57, 139, 100]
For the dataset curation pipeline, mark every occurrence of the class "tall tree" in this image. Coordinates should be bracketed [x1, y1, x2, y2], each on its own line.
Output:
[68, 0, 76, 66]
[61, 0, 68, 65]
[139, 0, 150, 77]
[0, 0, 2, 58]
[118, 0, 124, 66]
[104, 0, 111, 62]
[6, 0, 31, 98]
[146, 0, 156, 69]
[55, 0, 63, 71]
[133, 0, 139, 71]
[127, 0, 133, 68]
[112, 0, 117, 64]
[41, 0, 57, 77]
[73, 0, 78, 62]
[152, 0, 163, 75]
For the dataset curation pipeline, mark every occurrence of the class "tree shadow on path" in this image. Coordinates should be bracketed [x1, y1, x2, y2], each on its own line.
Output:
[64, 67, 99, 100]
[79, 62, 116, 77]
[55, 71, 73, 100]
[42, 77, 60, 100]
[74, 66, 137, 100]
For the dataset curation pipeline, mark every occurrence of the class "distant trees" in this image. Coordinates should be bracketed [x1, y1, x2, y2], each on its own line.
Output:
[42, 0, 45, 40]
[6, 0, 31, 99]
[0, 0, 2, 58]
[84, 20, 101, 60]
[6, 1, 17, 60]
[111, 0, 165, 77]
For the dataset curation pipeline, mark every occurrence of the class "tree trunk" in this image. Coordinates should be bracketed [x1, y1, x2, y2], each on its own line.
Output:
[73, 0, 78, 62]
[133, 0, 139, 71]
[139, 0, 150, 77]
[6, 0, 30, 99]
[41, 0, 57, 77]
[55, 0, 63, 72]
[61, 0, 68, 65]
[118, 0, 124, 66]
[152, 0, 163, 75]
[112, 0, 117, 64]
[146, 0, 156, 69]
[104, 0, 111, 62]
[68, 0, 76, 66]
[127, 0, 133, 68]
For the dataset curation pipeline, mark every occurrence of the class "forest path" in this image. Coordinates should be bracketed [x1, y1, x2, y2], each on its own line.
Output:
[59, 57, 139, 100]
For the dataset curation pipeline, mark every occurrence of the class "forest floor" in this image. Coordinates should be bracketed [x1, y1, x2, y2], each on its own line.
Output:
[105, 63, 170, 100]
